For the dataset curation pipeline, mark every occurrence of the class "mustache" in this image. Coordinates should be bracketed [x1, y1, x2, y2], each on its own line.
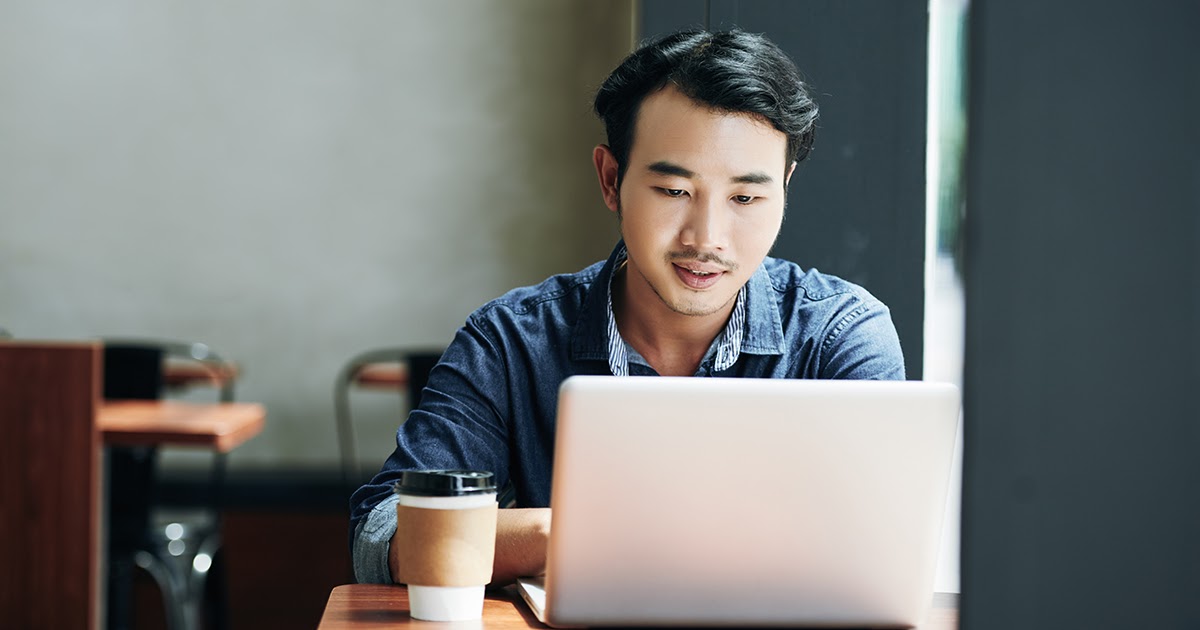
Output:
[667, 250, 738, 271]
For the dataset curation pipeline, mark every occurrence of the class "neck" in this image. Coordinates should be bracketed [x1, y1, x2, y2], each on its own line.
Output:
[612, 265, 734, 377]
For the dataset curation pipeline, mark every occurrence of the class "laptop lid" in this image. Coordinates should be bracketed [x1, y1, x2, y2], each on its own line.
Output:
[532, 376, 960, 628]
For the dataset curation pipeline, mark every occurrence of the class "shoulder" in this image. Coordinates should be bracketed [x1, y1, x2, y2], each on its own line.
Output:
[760, 256, 885, 309]
[760, 257, 904, 379]
[469, 259, 605, 322]
[760, 256, 896, 348]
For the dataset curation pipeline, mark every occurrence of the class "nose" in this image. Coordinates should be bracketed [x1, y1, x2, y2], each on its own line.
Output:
[679, 194, 728, 252]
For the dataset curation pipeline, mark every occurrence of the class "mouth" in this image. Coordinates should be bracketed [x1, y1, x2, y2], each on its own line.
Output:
[672, 263, 725, 290]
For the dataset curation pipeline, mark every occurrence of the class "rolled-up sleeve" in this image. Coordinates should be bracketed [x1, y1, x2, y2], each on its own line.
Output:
[352, 494, 400, 583]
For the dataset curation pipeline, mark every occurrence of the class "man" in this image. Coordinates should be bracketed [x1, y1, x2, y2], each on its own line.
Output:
[350, 29, 905, 585]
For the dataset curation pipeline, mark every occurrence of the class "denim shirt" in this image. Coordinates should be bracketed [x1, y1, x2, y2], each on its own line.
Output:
[349, 241, 905, 583]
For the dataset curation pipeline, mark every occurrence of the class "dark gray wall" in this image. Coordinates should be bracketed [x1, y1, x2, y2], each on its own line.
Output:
[962, 2, 1200, 628]
[641, 1, 929, 379]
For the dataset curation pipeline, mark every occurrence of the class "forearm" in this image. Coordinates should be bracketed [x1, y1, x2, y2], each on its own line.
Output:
[380, 506, 550, 587]
[489, 508, 552, 586]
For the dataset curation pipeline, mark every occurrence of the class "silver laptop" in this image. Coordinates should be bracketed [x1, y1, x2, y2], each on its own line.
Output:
[517, 376, 960, 628]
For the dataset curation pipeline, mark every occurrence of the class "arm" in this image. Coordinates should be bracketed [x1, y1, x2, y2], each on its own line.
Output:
[386, 507, 552, 587]
[350, 314, 547, 584]
[819, 297, 906, 380]
[490, 507, 552, 585]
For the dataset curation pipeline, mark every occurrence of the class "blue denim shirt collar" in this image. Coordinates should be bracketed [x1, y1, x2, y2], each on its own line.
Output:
[569, 241, 786, 369]
[741, 262, 787, 355]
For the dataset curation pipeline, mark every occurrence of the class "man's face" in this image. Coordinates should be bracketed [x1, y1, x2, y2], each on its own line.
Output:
[596, 86, 794, 320]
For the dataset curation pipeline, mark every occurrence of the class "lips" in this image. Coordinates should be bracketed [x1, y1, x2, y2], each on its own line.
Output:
[673, 263, 724, 290]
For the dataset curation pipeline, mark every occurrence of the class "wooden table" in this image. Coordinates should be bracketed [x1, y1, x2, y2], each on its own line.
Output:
[318, 585, 542, 629]
[99, 400, 265, 451]
[100, 400, 266, 630]
[317, 584, 959, 629]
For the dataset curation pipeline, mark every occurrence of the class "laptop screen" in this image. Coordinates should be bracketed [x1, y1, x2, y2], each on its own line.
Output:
[535, 376, 960, 627]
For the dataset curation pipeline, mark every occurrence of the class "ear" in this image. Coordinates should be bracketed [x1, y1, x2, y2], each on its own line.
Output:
[784, 161, 797, 188]
[593, 144, 621, 213]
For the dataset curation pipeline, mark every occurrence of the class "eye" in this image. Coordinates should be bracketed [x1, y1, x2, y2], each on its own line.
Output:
[732, 195, 757, 205]
[659, 188, 688, 198]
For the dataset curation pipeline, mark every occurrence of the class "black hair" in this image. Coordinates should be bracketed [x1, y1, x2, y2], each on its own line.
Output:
[594, 29, 818, 186]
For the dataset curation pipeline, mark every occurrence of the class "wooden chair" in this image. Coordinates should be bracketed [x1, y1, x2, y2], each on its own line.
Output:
[0, 341, 102, 629]
[105, 339, 237, 402]
[332, 348, 516, 506]
[333, 348, 441, 490]
[102, 339, 239, 630]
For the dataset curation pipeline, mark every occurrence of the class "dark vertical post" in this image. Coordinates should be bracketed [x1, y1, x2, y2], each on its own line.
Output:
[961, 2, 1200, 627]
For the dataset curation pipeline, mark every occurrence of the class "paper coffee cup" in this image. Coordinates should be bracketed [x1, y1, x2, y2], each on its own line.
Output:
[393, 470, 498, 622]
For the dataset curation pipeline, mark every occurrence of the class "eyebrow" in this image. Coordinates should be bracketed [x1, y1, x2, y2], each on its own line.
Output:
[647, 161, 695, 178]
[731, 171, 774, 185]
[647, 160, 774, 185]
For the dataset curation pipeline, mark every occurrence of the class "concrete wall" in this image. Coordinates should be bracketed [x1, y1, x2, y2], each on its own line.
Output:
[0, 0, 636, 471]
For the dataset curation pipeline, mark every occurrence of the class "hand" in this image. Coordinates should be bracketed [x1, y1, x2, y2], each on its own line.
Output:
[387, 506, 551, 586]
[490, 508, 552, 586]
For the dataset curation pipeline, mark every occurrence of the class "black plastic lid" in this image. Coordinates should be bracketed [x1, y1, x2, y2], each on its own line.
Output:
[392, 470, 496, 497]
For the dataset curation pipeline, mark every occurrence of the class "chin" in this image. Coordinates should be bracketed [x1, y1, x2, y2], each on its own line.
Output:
[665, 294, 733, 318]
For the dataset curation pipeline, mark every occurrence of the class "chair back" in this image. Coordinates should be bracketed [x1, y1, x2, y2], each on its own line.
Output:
[334, 348, 443, 488]
[403, 351, 442, 408]
[102, 339, 235, 402]
[0, 341, 102, 629]
[103, 344, 164, 400]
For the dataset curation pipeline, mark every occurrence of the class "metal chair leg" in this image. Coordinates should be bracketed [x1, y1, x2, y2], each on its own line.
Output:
[134, 549, 189, 630]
